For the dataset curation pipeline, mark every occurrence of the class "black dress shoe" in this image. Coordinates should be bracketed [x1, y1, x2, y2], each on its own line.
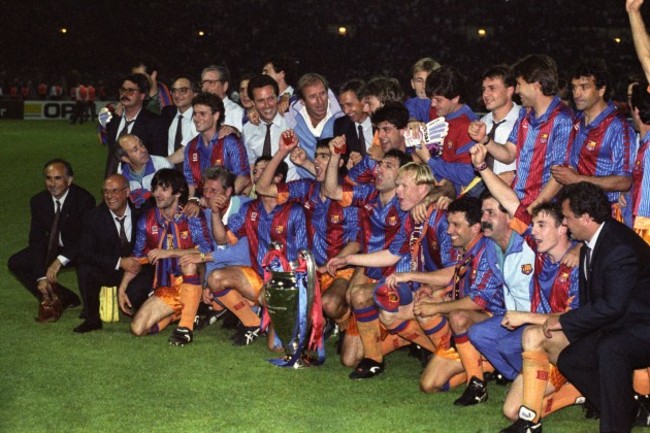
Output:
[73, 321, 102, 333]
[62, 296, 82, 311]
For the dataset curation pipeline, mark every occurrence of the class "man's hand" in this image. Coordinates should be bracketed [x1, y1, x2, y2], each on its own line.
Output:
[37, 279, 53, 298]
[279, 129, 299, 153]
[627, 0, 644, 13]
[247, 108, 260, 125]
[147, 248, 171, 264]
[469, 143, 488, 167]
[551, 165, 581, 185]
[119, 257, 141, 274]
[278, 94, 291, 113]
[347, 151, 363, 169]
[501, 311, 528, 330]
[386, 272, 409, 289]
[326, 257, 348, 276]
[468, 120, 487, 143]
[290, 146, 308, 167]
[180, 253, 205, 267]
[561, 243, 581, 268]
[118, 286, 133, 315]
[206, 194, 229, 213]
[182, 201, 201, 217]
[202, 288, 213, 304]
[542, 313, 562, 338]
[329, 135, 346, 156]
[218, 125, 240, 139]
[413, 142, 432, 163]
[46, 259, 63, 284]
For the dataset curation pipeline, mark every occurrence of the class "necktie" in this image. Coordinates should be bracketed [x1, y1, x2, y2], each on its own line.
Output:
[174, 114, 183, 151]
[262, 123, 272, 157]
[119, 119, 134, 137]
[357, 124, 367, 156]
[116, 216, 130, 256]
[584, 244, 592, 282]
[46, 200, 62, 265]
[486, 119, 506, 169]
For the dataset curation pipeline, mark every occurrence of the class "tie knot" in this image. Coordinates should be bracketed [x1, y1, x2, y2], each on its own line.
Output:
[178, 114, 183, 120]
[116, 216, 126, 224]
[55, 200, 61, 211]
[265, 123, 272, 130]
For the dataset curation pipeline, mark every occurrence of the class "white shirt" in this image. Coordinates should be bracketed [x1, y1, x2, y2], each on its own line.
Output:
[116, 108, 142, 138]
[356, 116, 373, 152]
[110, 206, 133, 270]
[242, 112, 299, 181]
[51, 189, 70, 265]
[584, 222, 606, 279]
[300, 104, 333, 138]
[480, 103, 521, 175]
[223, 96, 244, 134]
[167, 107, 199, 155]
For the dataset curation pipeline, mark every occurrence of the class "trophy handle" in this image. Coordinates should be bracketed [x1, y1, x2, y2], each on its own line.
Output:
[298, 249, 316, 329]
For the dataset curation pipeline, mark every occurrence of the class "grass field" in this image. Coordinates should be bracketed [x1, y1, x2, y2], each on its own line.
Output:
[0, 120, 603, 432]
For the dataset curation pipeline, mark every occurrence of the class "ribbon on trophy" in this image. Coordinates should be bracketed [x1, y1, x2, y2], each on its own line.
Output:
[260, 244, 326, 368]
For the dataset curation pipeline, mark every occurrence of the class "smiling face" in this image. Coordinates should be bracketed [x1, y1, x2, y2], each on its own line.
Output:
[339, 90, 365, 124]
[170, 77, 195, 111]
[201, 70, 227, 98]
[252, 84, 278, 123]
[447, 211, 480, 250]
[430, 94, 460, 117]
[362, 95, 382, 115]
[153, 183, 180, 211]
[44, 162, 73, 199]
[530, 211, 564, 254]
[482, 76, 513, 113]
[238, 79, 253, 109]
[192, 103, 219, 134]
[102, 175, 129, 215]
[301, 82, 329, 123]
[515, 77, 539, 108]
[561, 199, 590, 241]
[376, 121, 405, 153]
[480, 197, 511, 242]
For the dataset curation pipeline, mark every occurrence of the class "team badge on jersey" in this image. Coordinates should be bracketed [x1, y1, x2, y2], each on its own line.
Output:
[388, 216, 398, 227]
[215, 159, 223, 166]
[429, 240, 438, 250]
[330, 215, 341, 224]
[251, 211, 258, 222]
[559, 272, 569, 283]
[540, 133, 548, 144]
[275, 225, 285, 234]
[192, 153, 198, 162]
[304, 201, 312, 211]
[586, 140, 597, 152]
[151, 225, 159, 234]
[447, 140, 454, 149]
[521, 264, 533, 275]
[180, 230, 189, 240]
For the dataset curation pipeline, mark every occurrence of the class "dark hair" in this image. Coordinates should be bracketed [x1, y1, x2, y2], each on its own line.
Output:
[481, 64, 516, 89]
[192, 92, 225, 128]
[512, 54, 558, 96]
[448, 196, 482, 227]
[296, 73, 329, 100]
[171, 75, 198, 93]
[425, 65, 467, 103]
[556, 182, 611, 224]
[316, 138, 348, 178]
[630, 79, 650, 124]
[254, 156, 288, 183]
[202, 166, 235, 191]
[123, 73, 150, 96]
[383, 148, 411, 168]
[531, 201, 564, 227]
[571, 59, 610, 92]
[479, 189, 507, 214]
[43, 158, 73, 177]
[339, 78, 365, 97]
[247, 73, 279, 100]
[151, 168, 189, 205]
[263, 55, 297, 84]
[358, 76, 404, 104]
[371, 101, 409, 130]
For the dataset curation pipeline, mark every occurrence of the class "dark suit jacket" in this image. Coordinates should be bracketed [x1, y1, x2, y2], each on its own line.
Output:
[560, 219, 650, 342]
[28, 184, 96, 278]
[333, 116, 366, 156]
[104, 108, 166, 176]
[79, 202, 143, 274]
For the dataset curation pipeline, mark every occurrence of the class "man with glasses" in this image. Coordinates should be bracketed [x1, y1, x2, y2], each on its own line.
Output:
[201, 65, 244, 133]
[162, 76, 199, 165]
[74, 174, 153, 333]
[104, 73, 165, 177]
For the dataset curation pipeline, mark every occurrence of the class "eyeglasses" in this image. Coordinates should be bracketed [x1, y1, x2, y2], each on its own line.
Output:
[171, 87, 190, 95]
[102, 186, 128, 196]
[201, 79, 222, 86]
[119, 87, 140, 95]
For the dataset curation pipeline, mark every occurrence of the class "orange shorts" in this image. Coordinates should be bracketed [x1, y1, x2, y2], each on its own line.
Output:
[611, 203, 624, 223]
[239, 266, 264, 296]
[154, 275, 184, 313]
[319, 267, 355, 293]
[634, 216, 650, 246]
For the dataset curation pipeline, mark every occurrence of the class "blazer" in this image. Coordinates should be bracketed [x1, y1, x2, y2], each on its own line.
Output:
[333, 116, 366, 157]
[28, 184, 96, 278]
[79, 202, 143, 273]
[104, 108, 166, 176]
[560, 219, 650, 342]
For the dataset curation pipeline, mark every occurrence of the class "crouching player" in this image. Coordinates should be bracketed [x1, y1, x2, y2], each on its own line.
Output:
[118, 168, 212, 346]
[209, 159, 308, 347]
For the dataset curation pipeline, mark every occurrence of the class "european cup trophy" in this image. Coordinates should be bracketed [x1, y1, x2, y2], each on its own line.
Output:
[260, 243, 325, 368]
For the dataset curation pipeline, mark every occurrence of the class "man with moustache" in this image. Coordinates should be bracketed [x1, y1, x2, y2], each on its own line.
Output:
[242, 74, 297, 180]
[104, 73, 166, 176]
[8, 159, 96, 316]
[74, 174, 153, 333]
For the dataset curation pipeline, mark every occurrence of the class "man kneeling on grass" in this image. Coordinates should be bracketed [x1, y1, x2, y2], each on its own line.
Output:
[118, 168, 212, 346]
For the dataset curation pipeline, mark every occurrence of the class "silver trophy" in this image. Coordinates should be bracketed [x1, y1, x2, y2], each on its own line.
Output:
[262, 244, 317, 365]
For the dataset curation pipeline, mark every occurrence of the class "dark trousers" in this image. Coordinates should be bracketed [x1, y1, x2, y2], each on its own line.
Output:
[8, 247, 81, 306]
[557, 326, 650, 433]
[77, 263, 154, 324]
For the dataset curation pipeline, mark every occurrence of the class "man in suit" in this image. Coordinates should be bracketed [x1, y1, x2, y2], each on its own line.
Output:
[8, 159, 96, 315]
[74, 174, 154, 333]
[542, 182, 650, 433]
[104, 73, 166, 177]
[160, 75, 198, 166]
[334, 79, 373, 168]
